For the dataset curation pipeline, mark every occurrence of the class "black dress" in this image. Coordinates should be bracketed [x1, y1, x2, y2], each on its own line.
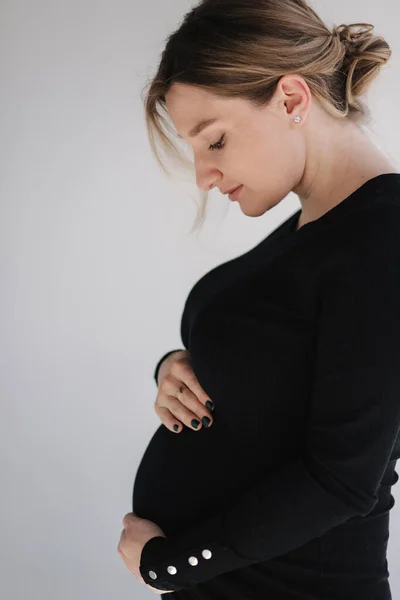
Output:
[133, 173, 400, 599]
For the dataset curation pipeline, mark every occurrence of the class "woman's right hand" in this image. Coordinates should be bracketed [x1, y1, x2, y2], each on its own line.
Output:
[154, 350, 215, 433]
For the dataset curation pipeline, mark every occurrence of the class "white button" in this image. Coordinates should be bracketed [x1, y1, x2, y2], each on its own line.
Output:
[202, 549, 212, 559]
[167, 565, 177, 575]
[149, 570, 157, 580]
[188, 556, 198, 566]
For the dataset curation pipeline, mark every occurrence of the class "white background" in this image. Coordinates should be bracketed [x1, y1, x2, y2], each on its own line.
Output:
[1, 1, 400, 598]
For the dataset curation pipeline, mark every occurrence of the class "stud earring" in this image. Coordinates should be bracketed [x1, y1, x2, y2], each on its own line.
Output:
[294, 115, 302, 123]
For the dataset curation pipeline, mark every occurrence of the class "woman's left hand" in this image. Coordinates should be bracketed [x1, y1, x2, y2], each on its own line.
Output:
[117, 511, 175, 594]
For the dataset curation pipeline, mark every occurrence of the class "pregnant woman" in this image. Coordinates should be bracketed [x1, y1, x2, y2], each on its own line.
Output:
[119, 1, 400, 598]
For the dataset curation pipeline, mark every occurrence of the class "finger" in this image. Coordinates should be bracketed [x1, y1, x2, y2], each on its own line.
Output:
[156, 385, 214, 432]
[154, 404, 187, 433]
[155, 374, 213, 431]
[123, 512, 137, 528]
[161, 374, 214, 423]
[165, 374, 213, 421]
[170, 361, 215, 410]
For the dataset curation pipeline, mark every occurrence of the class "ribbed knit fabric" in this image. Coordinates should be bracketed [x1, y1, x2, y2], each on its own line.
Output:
[133, 174, 400, 599]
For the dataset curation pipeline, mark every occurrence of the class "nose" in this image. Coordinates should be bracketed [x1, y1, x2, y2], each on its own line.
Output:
[194, 157, 221, 191]
[196, 171, 219, 191]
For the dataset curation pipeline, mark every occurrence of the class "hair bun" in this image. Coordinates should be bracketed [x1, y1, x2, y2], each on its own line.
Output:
[332, 22, 375, 52]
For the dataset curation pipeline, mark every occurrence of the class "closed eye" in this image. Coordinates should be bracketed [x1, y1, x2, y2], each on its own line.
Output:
[209, 134, 226, 151]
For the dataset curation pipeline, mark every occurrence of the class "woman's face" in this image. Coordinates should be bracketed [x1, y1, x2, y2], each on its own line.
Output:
[165, 78, 308, 217]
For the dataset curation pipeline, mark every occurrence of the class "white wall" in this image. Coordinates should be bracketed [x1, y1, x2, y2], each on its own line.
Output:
[1, 1, 400, 598]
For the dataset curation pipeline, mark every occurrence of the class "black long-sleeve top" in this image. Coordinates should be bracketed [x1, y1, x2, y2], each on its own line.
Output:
[133, 173, 400, 597]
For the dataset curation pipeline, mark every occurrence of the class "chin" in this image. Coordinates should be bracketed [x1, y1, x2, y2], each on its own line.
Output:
[239, 202, 271, 218]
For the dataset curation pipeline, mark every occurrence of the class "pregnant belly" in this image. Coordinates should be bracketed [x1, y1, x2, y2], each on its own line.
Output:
[132, 419, 239, 537]
[132, 404, 301, 538]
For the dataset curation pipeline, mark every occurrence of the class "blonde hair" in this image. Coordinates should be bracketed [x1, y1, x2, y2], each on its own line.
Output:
[142, 0, 392, 234]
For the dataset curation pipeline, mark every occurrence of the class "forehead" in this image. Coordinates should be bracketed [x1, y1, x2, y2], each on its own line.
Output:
[166, 83, 224, 112]
[165, 83, 247, 139]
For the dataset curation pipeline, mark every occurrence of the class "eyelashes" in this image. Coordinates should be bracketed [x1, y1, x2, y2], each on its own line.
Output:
[208, 134, 226, 151]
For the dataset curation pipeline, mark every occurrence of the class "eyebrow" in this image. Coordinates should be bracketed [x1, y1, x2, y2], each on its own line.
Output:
[177, 117, 219, 139]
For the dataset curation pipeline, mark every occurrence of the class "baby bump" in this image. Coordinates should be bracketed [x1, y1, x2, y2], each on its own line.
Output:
[132, 419, 237, 536]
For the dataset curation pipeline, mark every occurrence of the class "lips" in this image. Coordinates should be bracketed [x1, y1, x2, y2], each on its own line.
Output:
[228, 185, 243, 201]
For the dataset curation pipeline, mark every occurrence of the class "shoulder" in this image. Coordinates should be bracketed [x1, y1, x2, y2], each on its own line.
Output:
[318, 199, 400, 291]
[330, 197, 400, 255]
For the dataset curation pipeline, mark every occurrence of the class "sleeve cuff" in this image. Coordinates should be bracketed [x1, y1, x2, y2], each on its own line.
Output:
[139, 511, 256, 591]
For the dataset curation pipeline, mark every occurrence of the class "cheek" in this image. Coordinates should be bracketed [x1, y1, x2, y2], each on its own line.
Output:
[229, 138, 266, 178]
[244, 143, 281, 186]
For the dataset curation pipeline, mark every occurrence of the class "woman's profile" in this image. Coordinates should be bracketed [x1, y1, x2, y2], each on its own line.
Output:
[128, 1, 400, 598]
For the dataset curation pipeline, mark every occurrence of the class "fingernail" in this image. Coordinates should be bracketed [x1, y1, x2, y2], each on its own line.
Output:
[191, 419, 200, 429]
[202, 416, 211, 428]
[205, 400, 215, 411]
[173, 424, 179, 432]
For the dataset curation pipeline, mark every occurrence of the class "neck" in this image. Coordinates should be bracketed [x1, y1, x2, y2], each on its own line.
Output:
[293, 122, 396, 229]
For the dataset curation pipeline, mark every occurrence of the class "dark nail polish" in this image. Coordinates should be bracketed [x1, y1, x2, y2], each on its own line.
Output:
[191, 419, 200, 429]
[202, 416, 211, 428]
[205, 400, 215, 411]
[173, 424, 179, 432]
